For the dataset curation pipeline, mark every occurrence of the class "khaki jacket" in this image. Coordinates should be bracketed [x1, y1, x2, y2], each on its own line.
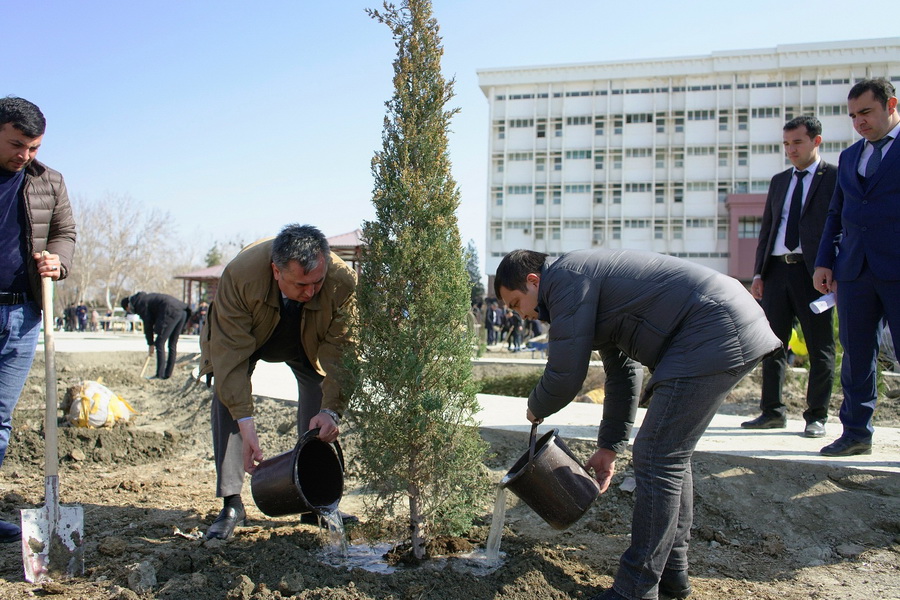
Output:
[199, 240, 357, 420]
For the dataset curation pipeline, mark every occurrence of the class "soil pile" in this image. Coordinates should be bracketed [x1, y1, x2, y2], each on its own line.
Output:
[0, 352, 897, 600]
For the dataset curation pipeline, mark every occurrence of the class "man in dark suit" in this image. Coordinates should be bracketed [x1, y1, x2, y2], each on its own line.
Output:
[743, 116, 836, 437]
[814, 77, 900, 457]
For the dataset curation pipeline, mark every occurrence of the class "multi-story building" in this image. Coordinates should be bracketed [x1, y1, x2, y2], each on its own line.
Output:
[477, 37, 900, 286]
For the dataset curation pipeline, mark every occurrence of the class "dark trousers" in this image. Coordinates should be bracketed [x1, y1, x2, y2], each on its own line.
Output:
[154, 311, 187, 379]
[211, 355, 324, 498]
[835, 265, 900, 442]
[759, 261, 836, 422]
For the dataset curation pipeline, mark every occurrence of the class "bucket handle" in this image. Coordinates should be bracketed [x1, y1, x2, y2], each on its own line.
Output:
[526, 422, 538, 471]
[301, 427, 345, 471]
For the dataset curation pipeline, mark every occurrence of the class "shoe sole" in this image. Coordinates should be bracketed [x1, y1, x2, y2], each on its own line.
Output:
[820, 449, 872, 457]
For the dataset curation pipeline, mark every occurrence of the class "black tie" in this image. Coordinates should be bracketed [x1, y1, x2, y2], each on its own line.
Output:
[784, 170, 806, 252]
[865, 136, 892, 178]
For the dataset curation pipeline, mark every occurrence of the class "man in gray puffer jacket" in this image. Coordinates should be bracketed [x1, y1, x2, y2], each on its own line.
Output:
[495, 249, 780, 600]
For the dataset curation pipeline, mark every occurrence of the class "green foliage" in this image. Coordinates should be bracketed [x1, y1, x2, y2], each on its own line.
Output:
[344, 0, 489, 557]
[465, 240, 485, 303]
[477, 372, 543, 397]
[204, 244, 223, 267]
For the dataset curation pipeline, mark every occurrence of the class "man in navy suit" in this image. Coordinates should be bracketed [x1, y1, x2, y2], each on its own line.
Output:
[814, 78, 900, 457]
[744, 116, 836, 437]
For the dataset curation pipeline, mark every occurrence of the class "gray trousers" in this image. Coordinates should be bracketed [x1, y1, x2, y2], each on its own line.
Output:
[211, 358, 324, 498]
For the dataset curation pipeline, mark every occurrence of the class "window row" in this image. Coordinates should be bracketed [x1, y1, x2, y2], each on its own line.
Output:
[491, 219, 728, 241]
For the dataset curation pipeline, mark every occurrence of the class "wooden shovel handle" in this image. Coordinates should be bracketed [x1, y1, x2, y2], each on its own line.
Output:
[41, 275, 59, 479]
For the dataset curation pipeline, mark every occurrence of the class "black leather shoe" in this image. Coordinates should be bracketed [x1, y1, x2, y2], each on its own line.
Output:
[804, 420, 826, 438]
[0, 519, 21, 544]
[660, 568, 692, 598]
[740, 414, 787, 429]
[205, 506, 246, 540]
[820, 437, 872, 457]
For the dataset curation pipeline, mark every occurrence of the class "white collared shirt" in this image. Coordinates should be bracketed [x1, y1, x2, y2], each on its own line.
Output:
[857, 121, 900, 176]
[772, 158, 820, 256]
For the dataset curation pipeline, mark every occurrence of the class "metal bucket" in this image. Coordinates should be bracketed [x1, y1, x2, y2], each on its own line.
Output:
[501, 425, 601, 530]
[250, 428, 344, 517]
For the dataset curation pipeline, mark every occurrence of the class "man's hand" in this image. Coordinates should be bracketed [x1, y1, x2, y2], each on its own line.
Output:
[526, 408, 543, 425]
[147, 346, 154, 356]
[310, 411, 339, 443]
[237, 418, 264, 474]
[750, 277, 764, 300]
[812, 266, 835, 295]
[34, 252, 62, 280]
[587, 448, 617, 493]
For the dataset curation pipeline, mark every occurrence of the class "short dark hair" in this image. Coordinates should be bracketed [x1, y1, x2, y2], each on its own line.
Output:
[784, 115, 822, 138]
[494, 249, 547, 298]
[271, 224, 330, 272]
[848, 78, 896, 108]
[0, 96, 46, 137]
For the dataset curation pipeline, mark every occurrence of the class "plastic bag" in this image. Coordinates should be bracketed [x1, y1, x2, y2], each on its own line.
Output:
[66, 380, 137, 428]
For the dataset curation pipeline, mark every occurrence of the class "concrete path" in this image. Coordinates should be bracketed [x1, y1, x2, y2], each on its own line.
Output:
[46, 331, 900, 474]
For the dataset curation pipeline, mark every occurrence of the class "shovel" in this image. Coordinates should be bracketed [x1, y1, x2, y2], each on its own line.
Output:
[20, 275, 85, 582]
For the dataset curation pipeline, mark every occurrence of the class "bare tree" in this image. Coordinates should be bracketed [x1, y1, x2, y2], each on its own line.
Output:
[64, 192, 197, 309]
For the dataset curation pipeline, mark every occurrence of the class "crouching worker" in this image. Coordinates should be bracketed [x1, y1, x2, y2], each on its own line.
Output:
[495, 249, 780, 600]
[122, 292, 191, 380]
[199, 224, 357, 540]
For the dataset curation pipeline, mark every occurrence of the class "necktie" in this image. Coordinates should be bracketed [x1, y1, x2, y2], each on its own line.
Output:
[865, 136, 893, 178]
[784, 170, 806, 252]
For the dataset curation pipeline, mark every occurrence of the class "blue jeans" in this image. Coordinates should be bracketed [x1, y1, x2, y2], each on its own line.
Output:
[613, 360, 759, 600]
[0, 302, 42, 467]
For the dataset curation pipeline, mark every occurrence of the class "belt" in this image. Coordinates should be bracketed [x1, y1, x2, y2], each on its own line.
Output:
[777, 253, 804, 264]
[0, 292, 30, 305]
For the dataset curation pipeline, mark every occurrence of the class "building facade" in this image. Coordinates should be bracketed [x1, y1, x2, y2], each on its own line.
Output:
[478, 38, 900, 283]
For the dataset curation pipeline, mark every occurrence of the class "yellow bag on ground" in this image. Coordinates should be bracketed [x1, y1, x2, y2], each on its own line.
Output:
[66, 380, 137, 428]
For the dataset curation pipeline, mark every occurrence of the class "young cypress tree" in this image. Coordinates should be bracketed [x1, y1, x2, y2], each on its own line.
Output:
[346, 0, 489, 560]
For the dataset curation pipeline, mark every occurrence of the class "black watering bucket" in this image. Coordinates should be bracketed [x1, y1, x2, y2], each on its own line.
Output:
[250, 428, 344, 517]
[501, 424, 601, 530]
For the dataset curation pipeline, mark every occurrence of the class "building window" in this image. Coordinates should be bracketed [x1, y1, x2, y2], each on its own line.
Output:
[738, 216, 762, 238]
[534, 226, 545, 240]
[554, 156, 562, 171]
[552, 190, 562, 204]
[626, 113, 654, 124]
[719, 115, 729, 131]
[654, 225, 664, 240]
[507, 185, 533, 194]
[673, 151, 684, 168]
[566, 116, 592, 126]
[551, 226, 561, 240]
[536, 157, 546, 171]
[656, 112, 666, 133]
[655, 185, 665, 204]
[625, 183, 652, 192]
[687, 146, 715, 156]
[718, 151, 729, 167]
[751, 107, 780, 119]
[595, 154, 605, 170]
[565, 150, 592, 160]
[592, 226, 603, 243]
[673, 185, 683, 203]
[509, 118, 534, 128]
[717, 225, 728, 239]
[737, 150, 748, 166]
[493, 227, 502, 240]
[737, 109, 748, 130]
[554, 121, 563, 137]
[718, 185, 729, 203]
[535, 191, 545, 205]
[612, 189, 622, 204]
[613, 119, 623, 135]
[492, 187, 503, 205]
[655, 151, 665, 169]
[612, 225, 622, 240]
[673, 225, 683, 239]
[594, 118, 605, 136]
[536, 122, 546, 138]
[611, 150, 623, 169]
[625, 148, 652, 158]
[493, 157, 504, 173]
[687, 110, 715, 121]
[594, 189, 604, 204]
[819, 105, 848, 116]
[565, 184, 591, 194]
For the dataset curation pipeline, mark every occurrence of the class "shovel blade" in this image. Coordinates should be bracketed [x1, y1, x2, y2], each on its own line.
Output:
[20, 504, 84, 583]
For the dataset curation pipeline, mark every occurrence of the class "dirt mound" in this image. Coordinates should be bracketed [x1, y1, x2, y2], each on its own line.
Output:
[0, 351, 897, 600]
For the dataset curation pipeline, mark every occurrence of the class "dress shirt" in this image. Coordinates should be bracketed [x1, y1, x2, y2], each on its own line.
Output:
[772, 158, 819, 256]
[856, 122, 900, 176]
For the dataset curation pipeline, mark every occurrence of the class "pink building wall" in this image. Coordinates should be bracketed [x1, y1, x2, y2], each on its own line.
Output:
[725, 193, 767, 282]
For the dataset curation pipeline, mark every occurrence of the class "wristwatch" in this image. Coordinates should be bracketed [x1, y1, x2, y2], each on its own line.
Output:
[319, 408, 340, 424]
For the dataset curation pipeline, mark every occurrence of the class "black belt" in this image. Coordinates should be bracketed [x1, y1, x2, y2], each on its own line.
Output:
[776, 253, 804, 264]
[0, 292, 29, 305]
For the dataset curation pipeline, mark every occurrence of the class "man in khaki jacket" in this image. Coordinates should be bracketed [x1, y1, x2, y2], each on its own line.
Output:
[200, 224, 356, 539]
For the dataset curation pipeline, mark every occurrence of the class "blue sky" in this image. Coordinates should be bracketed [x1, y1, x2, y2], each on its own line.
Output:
[8, 1, 897, 270]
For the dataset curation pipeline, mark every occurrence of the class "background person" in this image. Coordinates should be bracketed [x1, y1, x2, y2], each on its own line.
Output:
[744, 116, 837, 437]
[122, 292, 192, 380]
[0, 96, 76, 543]
[199, 224, 357, 540]
[813, 77, 900, 457]
[495, 248, 779, 600]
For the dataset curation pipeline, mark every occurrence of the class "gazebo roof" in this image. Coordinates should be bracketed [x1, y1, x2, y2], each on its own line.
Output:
[174, 264, 225, 281]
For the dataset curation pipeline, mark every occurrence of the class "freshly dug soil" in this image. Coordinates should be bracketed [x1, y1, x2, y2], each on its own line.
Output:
[0, 351, 897, 599]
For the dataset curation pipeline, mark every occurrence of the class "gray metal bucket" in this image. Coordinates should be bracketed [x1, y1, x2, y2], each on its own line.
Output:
[501, 425, 601, 530]
[250, 428, 344, 517]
